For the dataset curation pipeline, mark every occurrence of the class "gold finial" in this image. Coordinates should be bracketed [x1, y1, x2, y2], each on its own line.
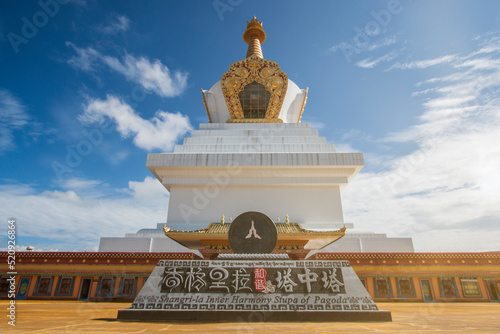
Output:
[286, 214, 290, 223]
[221, 214, 225, 224]
[277, 217, 280, 222]
[243, 16, 266, 59]
[163, 224, 170, 233]
[230, 217, 233, 222]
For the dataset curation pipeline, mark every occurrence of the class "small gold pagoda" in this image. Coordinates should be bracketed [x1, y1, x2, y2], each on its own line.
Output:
[164, 220, 346, 260]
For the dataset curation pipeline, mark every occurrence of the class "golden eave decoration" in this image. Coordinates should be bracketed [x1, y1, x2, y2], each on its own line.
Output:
[164, 222, 345, 251]
[221, 55, 288, 123]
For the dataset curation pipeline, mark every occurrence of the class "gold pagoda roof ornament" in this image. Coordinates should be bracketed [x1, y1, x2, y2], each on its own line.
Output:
[221, 17, 288, 123]
[243, 17, 266, 59]
[201, 17, 309, 124]
[164, 222, 346, 253]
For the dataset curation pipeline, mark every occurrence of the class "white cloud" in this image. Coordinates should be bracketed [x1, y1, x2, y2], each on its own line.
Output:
[340, 129, 374, 143]
[303, 120, 325, 130]
[66, 43, 100, 72]
[329, 36, 397, 54]
[129, 176, 169, 202]
[468, 36, 500, 57]
[51, 178, 113, 199]
[0, 177, 169, 251]
[41, 189, 83, 204]
[422, 95, 475, 110]
[66, 42, 188, 98]
[334, 143, 357, 153]
[455, 57, 500, 71]
[97, 13, 130, 34]
[0, 89, 30, 152]
[365, 36, 398, 52]
[58, 178, 103, 190]
[356, 51, 397, 68]
[108, 150, 130, 165]
[415, 72, 467, 88]
[387, 54, 457, 71]
[342, 35, 500, 251]
[80, 95, 192, 151]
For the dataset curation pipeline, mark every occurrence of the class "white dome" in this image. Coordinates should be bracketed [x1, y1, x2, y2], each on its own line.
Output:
[202, 79, 307, 123]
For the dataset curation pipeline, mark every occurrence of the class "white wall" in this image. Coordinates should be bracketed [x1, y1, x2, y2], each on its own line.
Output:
[360, 238, 415, 252]
[165, 185, 344, 231]
[99, 237, 152, 252]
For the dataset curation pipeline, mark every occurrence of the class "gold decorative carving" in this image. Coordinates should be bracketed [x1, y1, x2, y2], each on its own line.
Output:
[221, 55, 288, 123]
[298, 87, 308, 123]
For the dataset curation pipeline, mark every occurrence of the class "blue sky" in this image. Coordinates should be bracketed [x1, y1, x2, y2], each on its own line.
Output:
[1, 0, 499, 252]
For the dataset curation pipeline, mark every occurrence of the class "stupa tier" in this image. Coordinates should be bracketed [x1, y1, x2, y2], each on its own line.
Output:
[147, 122, 364, 232]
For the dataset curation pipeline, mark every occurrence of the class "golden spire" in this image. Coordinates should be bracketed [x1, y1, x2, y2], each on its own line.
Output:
[243, 16, 266, 59]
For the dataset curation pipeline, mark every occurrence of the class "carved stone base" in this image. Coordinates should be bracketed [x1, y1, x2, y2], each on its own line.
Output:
[117, 258, 391, 322]
[118, 309, 391, 322]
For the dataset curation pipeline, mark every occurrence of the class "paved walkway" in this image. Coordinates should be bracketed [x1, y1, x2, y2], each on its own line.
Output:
[1, 301, 499, 333]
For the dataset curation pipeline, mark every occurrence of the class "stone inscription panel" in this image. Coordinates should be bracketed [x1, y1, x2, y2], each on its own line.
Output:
[160, 264, 345, 295]
[131, 260, 378, 312]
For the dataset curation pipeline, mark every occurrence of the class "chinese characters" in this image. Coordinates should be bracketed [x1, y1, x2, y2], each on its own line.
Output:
[162, 265, 345, 295]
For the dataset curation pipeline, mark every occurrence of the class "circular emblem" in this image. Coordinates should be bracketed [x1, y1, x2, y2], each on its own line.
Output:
[228, 211, 278, 254]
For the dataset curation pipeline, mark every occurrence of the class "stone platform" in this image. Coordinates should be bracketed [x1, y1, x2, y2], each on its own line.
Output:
[117, 258, 391, 322]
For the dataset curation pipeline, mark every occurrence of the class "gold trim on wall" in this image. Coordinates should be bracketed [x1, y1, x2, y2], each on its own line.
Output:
[298, 87, 309, 123]
[201, 89, 212, 123]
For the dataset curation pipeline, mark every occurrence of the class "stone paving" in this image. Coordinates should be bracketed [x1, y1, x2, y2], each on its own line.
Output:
[1, 301, 499, 333]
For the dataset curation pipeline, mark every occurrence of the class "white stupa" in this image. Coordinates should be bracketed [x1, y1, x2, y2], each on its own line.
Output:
[99, 17, 413, 254]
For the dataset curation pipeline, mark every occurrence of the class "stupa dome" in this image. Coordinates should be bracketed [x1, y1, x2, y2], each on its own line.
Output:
[202, 79, 307, 123]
